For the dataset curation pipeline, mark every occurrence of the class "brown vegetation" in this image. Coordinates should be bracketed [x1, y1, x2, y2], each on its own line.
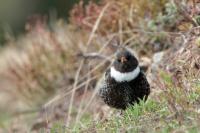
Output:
[0, 0, 199, 132]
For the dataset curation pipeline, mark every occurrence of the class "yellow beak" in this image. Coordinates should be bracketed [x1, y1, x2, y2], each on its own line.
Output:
[121, 56, 127, 63]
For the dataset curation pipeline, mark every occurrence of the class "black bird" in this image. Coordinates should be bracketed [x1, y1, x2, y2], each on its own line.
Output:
[98, 48, 150, 110]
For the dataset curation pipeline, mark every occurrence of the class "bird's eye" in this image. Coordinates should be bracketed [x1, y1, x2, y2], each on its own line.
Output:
[126, 55, 130, 60]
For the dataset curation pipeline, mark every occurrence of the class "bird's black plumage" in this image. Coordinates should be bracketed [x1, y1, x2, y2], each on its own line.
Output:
[98, 48, 150, 110]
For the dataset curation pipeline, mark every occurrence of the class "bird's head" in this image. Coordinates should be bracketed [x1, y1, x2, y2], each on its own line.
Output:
[113, 48, 138, 73]
[110, 47, 140, 82]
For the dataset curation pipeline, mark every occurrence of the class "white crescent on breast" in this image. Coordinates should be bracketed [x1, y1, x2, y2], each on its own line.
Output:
[110, 66, 140, 82]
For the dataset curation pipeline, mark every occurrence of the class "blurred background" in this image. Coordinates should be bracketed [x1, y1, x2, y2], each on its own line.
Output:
[0, 0, 93, 46]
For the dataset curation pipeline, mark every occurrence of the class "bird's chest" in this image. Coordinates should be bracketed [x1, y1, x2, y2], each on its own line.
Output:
[100, 82, 130, 108]
[102, 82, 125, 97]
[103, 80, 132, 100]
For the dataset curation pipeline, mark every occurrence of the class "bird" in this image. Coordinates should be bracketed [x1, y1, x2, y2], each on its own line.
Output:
[98, 47, 150, 110]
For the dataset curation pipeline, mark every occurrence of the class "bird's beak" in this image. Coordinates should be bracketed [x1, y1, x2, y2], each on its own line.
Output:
[121, 56, 127, 63]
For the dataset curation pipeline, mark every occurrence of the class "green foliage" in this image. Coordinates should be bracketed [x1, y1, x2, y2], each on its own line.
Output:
[195, 15, 200, 26]
[157, 2, 179, 30]
[195, 37, 200, 47]
[71, 89, 200, 132]
[0, 112, 11, 128]
[50, 121, 66, 133]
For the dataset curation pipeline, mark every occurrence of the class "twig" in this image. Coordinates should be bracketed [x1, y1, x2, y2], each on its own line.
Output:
[11, 108, 40, 116]
[108, 28, 186, 38]
[77, 52, 111, 62]
[85, 3, 110, 50]
[44, 75, 99, 107]
[79, 84, 100, 118]
[192, 0, 196, 16]
[66, 60, 84, 127]
[74, 64, 91, 126]
[44, 54, 113, 108]
[66, 3, 110, 127]
[44, 35, 115, 125]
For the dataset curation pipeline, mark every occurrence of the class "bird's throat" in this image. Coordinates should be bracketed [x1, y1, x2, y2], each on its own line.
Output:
[110, 66, 140, 82]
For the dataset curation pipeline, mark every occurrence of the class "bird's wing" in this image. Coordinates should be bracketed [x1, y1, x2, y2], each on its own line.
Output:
[97, 69, 118, 97]
[139, 72, 150, 96]
[96, 69, 110, 94]
[132, 71, 150, 101]
[119, 82, 135, 104]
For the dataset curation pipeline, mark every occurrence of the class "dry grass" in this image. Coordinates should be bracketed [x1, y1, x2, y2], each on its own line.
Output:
[0, 0, 199, 132]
